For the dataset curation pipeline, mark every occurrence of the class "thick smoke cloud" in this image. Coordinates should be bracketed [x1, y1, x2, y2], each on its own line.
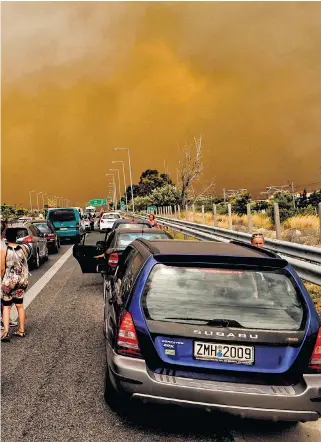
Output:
[2, 2, 321, 205]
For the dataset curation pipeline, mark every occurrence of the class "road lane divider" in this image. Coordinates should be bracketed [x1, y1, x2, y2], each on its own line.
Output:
[11, 246, 73, 321]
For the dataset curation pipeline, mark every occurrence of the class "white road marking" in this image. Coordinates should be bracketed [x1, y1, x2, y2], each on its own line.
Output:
[11, 246, 73, 320]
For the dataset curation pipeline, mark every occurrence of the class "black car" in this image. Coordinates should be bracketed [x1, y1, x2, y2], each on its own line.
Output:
[5, 222, 48, 269]
[73, 227, 172, 277]
[73, 227, 172, 276]
[31, 220, 60, 254]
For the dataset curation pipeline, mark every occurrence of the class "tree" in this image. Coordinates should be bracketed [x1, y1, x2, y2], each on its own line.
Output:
[308, 190, 321, 207]
[132, 196, 152, 212]
[268, 191, 296, 223]
[297, 188, 309, 209]
[150, 184, 180, 207]
[177, 135, 203, 207]
[230, 191, 252, 215]
[125, 170, 172, 202]
[138, 169, 172, 196]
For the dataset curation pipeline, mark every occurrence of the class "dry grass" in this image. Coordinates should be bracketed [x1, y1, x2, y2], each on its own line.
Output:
[304, 282, 321, 317]
[171, 210, 320, 245]
[283, 215, 319, 230]
[177, 211, 273, 231]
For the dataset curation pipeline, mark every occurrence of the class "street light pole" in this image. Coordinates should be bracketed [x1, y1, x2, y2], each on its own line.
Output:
[42, 193, 47, 209]
[106, 174, 116, 209]
[110, 168, 121, 210]
[29, 190, 35, 211]
[36, 192, 43, 211]
[112, 160, 128, 212]
[114, 148, 135, 212]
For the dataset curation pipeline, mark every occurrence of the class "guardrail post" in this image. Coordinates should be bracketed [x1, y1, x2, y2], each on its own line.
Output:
[213, 204, 217, 227]
[170, 206, 173, 216]
[178, 205, 181, 219]
[274, 202, 281, 239]
[247, 203, 253, 234]
[319, 203, 321, 243]
[202, 205, 205, 224]
[185, 205, 189, 221]
[192, 204, 195, 222]
[228, 203, 232, 230]
[174, 206, 177, 218]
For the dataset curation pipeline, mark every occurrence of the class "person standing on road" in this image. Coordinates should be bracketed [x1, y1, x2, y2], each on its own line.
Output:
[251, 233, 265, 248]
[1, 220, 18, 330]
[1, 228, 31, 342]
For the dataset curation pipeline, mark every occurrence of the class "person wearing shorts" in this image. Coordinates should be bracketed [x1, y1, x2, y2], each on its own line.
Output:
[1, 228, 30, 342]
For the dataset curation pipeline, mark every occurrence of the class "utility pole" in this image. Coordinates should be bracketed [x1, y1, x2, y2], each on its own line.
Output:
[223, 188, 226, 205]
[291, 181, 296, 210]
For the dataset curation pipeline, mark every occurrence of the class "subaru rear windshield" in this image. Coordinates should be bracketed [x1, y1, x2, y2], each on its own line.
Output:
[48, 210, 76, 222]
[142, 265, 304, 331]
[116, 232, 168, 247]
[102, 213, 120, 220]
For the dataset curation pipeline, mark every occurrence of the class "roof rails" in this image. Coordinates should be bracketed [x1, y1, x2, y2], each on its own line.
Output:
[229, 240, 280, 259]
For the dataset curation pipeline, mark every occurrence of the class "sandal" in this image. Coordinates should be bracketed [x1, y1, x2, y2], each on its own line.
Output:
[1, 332, 11, 342]
[13, 330, 26, 338]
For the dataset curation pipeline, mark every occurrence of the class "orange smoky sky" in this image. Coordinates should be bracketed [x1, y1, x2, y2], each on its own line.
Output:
[1, 1, 321, 207]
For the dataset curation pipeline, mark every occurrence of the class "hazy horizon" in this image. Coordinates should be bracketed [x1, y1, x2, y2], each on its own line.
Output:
[2, 2, 321, 206]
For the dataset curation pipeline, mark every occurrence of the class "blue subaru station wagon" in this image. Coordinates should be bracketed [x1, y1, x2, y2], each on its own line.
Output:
[101, 240, 321, 422]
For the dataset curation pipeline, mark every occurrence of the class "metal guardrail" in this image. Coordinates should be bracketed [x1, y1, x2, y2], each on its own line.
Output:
[133, 213, 321, 286]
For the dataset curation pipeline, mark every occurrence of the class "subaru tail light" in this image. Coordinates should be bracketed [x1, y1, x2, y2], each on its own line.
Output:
[108, 252, 119, 268]
[116, 312, 142, 358]
[309, 327, 321, 372]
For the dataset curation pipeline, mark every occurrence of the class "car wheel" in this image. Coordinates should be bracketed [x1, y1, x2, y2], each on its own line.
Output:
[53, 242, 59, 254]
[104, 366, 130, 415]
[103, 277, 110, 301]
[44, 247, 49, 261]
[33, 250, 40, 269]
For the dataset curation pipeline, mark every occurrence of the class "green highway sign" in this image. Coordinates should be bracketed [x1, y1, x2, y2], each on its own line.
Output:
[147, 205, 157, 212]
[89, 199, 107, 207]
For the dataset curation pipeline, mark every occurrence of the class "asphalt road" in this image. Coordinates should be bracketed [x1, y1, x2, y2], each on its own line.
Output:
[2, 231, 321, 442]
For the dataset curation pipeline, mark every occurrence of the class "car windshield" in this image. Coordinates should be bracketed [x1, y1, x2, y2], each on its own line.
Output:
[116, 232, 168, 248]
[33, 223, 50, 233]
[142, 265, 304, 331]
[48, 210, 76, 222]
[102, 213, 120, 220]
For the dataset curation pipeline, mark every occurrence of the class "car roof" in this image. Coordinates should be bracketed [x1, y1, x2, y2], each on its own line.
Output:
[6, 223, 29, 229]
[114, 219, 149, 225]
[31, 219, 49, 223]
[130, 240, 287, 268]
[115, 227, 168, 235]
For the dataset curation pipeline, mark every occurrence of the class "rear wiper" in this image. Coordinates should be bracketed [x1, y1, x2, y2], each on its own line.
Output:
[164, 317, 243, 327]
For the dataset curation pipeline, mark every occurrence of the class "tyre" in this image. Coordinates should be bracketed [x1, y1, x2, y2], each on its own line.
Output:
[104, 366, 130, 415]
[43, 247, 49, 261]
[53, 242, 59, 254]
[33, 250, 40, 269]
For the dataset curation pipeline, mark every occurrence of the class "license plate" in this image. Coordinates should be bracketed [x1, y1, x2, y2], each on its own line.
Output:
[60, 228, 68, 231]
[194, 341, 254, 365]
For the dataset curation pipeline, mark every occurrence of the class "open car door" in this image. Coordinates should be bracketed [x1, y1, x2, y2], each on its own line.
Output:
[73, 243, 106, 273]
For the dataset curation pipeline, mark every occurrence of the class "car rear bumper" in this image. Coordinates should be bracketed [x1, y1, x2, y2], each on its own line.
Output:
[107, 344, 321, 422]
